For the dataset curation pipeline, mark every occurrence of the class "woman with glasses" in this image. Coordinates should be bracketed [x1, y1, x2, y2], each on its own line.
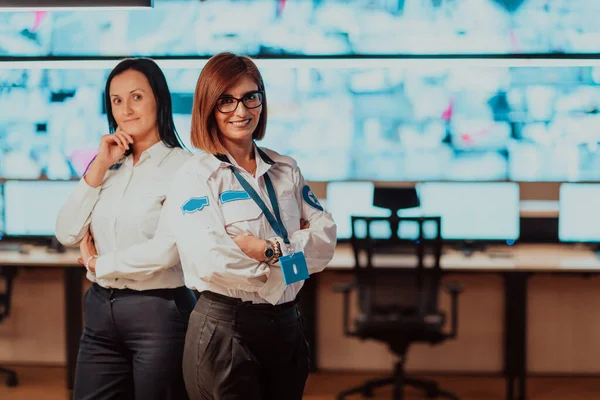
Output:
[163, 52, 337, 399]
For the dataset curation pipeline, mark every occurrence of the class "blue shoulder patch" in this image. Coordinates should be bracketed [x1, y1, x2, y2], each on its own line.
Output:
[181, 197, 210, 214]
[219, 190, 251, 204]
[302, 185, 323, 211]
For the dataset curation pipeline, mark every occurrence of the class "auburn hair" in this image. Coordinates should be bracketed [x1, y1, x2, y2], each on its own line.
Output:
[190, 52, 267, 154]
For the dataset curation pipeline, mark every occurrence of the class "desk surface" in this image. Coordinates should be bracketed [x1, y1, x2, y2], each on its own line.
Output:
[0, 246, 80, 267]
[2, 243, 600, 272]
[329, 243, 600, 272]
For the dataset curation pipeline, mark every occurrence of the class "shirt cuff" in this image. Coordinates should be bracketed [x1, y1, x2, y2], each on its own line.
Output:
[94, 254, 116, 280]
[271, 236, 292, 256]
[258, 267, 286, 305]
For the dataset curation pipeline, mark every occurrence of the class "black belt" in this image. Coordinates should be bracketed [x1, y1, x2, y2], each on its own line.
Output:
[92, 282, 186, 298]
[201, 290, 297, 311]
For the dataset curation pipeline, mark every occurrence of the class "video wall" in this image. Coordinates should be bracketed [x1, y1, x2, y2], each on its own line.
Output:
[1, 0, 600, 182]
[2, 0, 600, 57]
[1, 64, 600, 182]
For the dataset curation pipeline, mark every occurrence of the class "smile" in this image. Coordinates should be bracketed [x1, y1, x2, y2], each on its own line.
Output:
[230, 119, 251, 127]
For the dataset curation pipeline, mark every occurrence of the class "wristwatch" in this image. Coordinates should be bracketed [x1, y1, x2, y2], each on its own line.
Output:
[264, 239, 282, 264]
[263, 240, 275, 263]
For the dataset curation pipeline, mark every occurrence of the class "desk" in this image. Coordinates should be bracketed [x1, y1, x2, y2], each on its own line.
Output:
[0, 247, 81, 390]
[329, 243, 600, 272]
[3, 244, 600, 398]
[320, 244, 600, 400]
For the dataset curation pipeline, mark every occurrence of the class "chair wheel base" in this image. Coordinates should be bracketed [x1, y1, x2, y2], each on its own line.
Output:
[362, 387, 375, 397]
[337, 374, 460, 400]
[6, 374, 18, 387]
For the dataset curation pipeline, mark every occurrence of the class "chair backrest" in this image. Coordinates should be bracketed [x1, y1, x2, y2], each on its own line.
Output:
[350, 215, 442, 319]
[0, 266, 17, 322]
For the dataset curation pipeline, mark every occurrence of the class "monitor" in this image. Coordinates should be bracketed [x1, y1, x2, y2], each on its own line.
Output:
[327, 181, 520, 242]
[325, 181, 390, 240]
[6, 63, 600, 182]
[3, 3, 600, 57]
[410, 182, 521, 242]
[0, 183, 4, 237]
[558, 183, 600, 244]
[3, 180, 78, 237]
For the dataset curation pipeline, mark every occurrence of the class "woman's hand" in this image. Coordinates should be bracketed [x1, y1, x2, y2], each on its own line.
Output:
[233, 234, 267, 262]
[84, 128, 134, 188]
[96, 127, 134, 166]
[78, 231, 98, 273]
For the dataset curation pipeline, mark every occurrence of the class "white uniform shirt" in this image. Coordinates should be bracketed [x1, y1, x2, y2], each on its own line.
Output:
[165, 145, 337, 305]
[55, 141, 192, 290]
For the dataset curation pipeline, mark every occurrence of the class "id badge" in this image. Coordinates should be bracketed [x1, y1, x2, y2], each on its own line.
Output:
[279, 251, 309, 285]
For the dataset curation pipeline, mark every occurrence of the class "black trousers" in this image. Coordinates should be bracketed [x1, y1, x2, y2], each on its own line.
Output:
[183, 291, 309, 400]
[73, 283, 196, 400]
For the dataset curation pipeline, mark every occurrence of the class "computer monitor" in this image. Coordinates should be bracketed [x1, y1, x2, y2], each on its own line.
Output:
[558, 183, 600, 245]
[327, 181, 520, 243]
[0, 183, 4, 238]
[3, 180, 78, 237]
[411, 182, 521, 242]
[326, 181, 390, 240]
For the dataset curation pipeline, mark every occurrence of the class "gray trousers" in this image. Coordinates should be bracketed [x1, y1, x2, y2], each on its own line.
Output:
[183, 291, 309, 400]
[73, 283, 196, 400]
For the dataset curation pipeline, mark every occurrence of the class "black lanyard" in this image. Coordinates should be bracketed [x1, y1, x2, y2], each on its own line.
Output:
[230, 167, 290, 245]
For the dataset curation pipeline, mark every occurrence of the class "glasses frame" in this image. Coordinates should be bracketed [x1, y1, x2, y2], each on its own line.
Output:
[215, 90, 264, 113]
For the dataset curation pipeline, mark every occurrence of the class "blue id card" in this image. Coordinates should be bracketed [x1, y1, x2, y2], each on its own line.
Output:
[279, 252, 309, 285]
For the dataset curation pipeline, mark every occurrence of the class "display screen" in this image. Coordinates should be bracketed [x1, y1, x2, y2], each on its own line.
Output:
[3, 180, 78, 237]
[328, 181, 520, 241]
[559, 183, 600, 243]
[1, 1, 600, 57]
[2, 65, 600, 182]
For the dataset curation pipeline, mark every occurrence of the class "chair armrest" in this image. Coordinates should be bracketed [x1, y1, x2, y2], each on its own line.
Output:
[443, 282, 462, 338]
[332, 281, 357, 336]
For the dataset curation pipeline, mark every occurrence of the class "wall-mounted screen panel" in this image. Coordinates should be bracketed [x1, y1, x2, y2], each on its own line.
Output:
[1, 0, 600, 57]
[1, 63, 600, 182]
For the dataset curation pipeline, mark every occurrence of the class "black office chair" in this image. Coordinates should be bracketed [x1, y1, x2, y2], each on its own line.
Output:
[334, 214, 462, 400]
[0, 266, 18, 387]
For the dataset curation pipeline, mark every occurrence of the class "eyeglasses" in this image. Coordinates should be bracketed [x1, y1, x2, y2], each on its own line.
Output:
[216, 90, 264, 113]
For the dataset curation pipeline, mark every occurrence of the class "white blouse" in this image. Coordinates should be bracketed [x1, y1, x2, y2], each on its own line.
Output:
[55, 141, 191, 291]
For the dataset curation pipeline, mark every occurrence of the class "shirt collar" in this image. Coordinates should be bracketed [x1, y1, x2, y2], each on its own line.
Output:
[144, 141, 172, 165]
[123, 141, 172, 169]
[214, 143, 275, 177]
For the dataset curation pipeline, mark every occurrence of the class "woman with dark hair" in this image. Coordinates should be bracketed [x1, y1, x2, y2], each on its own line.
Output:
[55, 58, 194, 400]
[165, 52, 337, 399]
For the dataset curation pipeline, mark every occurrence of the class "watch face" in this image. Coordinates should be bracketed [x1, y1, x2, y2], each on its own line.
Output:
[265, 248, 274, 258]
